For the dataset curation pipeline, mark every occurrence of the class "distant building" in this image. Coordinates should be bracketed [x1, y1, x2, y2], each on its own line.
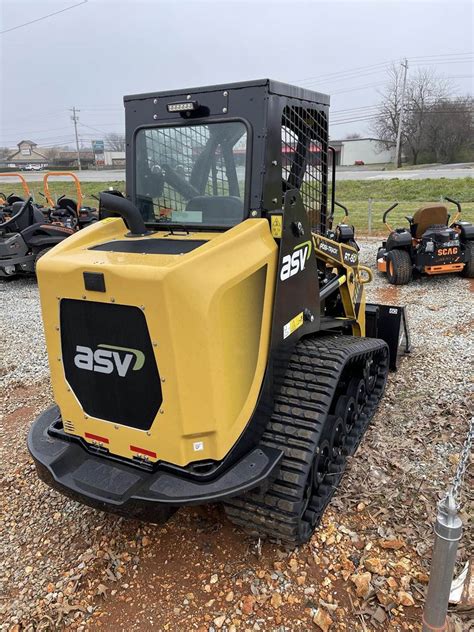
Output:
[57, 150, 95, 168]
[104, 151, 125, 167]
[330, 138, 396, 166]
[7, 140, 48, 167]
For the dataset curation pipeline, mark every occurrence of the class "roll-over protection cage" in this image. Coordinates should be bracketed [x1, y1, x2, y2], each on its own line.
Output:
[124, 79, 331, 234]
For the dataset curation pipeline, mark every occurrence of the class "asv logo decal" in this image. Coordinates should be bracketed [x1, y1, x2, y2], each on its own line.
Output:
[74, 344, 145, 377]
[280, 241, 312, 281]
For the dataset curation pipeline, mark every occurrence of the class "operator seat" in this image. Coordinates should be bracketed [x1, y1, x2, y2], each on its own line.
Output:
[6, 195, 25, 205]
[411, 204, 448, 239]
[57, 197, 78, 215]
[2, 201, 33, 232]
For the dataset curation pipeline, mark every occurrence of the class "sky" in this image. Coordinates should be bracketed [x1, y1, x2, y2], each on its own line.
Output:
[0, 0, 472, 149]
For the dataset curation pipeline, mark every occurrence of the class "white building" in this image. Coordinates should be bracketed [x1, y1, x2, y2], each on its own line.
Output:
[103, 151, 125, 167]
[332, 138, 396, 166]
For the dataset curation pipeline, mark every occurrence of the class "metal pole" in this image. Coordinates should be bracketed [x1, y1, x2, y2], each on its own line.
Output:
[70, 106, 82, 171]
[422, 492, 462, 632]
[368, 198, 373, 234]
[394, 59, 408, 168]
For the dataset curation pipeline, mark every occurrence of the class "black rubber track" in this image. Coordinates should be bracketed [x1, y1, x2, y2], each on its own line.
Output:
[224, 334, 389, 545]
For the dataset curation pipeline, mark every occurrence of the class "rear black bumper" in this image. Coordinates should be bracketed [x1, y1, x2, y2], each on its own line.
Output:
[28, 406, 283, 523]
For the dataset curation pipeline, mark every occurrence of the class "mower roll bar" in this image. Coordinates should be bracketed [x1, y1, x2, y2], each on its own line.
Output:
[444, 196, 462, 226]
[382, 203, 398, 224]
[382, 202, 399, 233]
[335, 201, 349, 222]
[99, 192, 148, 237]
[444, 197, 461, 214]
[0, 173, 31, 200]
[43, 172, 83, 211]
[327, 200, 350, 227]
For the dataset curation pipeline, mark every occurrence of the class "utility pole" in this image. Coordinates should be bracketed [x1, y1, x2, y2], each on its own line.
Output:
[69, 107, 82, 171]
[394, 59, 408, 168]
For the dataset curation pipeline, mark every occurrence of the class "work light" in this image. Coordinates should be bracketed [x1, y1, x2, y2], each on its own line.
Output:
[167, 101, 199, 113]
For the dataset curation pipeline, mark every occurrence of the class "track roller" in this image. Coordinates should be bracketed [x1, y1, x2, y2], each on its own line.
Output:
[224, 334, 389, 545]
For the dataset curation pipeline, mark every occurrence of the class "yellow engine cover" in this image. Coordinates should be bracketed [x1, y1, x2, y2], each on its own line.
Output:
[37, 218, 278, 467]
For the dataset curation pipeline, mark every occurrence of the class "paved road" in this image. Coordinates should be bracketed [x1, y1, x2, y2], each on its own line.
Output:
[20, 170, 126, 182]
[337, 167, 473, 180]
[20, 165, 473, 183]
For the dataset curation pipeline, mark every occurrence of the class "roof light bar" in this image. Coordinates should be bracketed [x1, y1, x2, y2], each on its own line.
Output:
[167, 100, 199, 113]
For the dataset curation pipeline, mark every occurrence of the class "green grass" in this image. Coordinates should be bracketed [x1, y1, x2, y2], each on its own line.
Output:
[2, 177, 472, 234]
[331, 178, 474, 233]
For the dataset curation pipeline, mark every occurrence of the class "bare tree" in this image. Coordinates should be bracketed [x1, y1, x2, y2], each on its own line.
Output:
[371, 65, 452, 164]
[371, 64, 405, 146]
[105, 133, 126, 151]
[0, 147, 11, 161]
[42, 146, 62, 162]
[402, 69, 450, 164]
[424, 97, 473, 163]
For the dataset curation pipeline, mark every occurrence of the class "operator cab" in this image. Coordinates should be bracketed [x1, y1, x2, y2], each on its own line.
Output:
[124, 79, 331, 234]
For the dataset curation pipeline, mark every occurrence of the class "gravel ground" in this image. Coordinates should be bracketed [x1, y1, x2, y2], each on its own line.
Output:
[1, 238, 472, 632]
[0, 277, 48, 388]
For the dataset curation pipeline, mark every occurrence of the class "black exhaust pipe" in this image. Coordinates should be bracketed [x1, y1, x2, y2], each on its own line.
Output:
[99, 191, 148, 237]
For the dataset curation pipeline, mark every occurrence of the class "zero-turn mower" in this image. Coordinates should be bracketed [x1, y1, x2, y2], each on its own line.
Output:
[0, 172, 74, 277]
[377, 197, 474, 284]
[29, 80, 410, 545]
[43, 171, 98, 229]
[0, 172, 35, 210]
[0, 172, 97, 278]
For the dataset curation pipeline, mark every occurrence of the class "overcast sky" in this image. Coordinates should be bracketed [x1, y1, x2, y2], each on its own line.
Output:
[0, 0, 472, 149]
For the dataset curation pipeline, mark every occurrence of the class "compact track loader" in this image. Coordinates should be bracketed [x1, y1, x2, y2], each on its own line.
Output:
[377, 198, 474, 284]
[29, 80, 410, 544]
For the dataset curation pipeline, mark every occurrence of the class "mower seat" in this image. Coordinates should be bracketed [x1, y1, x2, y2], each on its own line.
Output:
[57, 197, 78, 214]
[33, 207, 46, 224]
[1, 201, 32, 232]
[411, 204, 448, 239]
[6, 194, 24, 205]
[186, 196, 243, 226]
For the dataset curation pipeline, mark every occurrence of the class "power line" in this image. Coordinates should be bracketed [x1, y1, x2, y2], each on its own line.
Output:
[294, 52, 473, 88]
[0, 0, 88, 35]
[332, 82, 386, 95]
[409, 51, 473, 60]
[294, 60, 396, 84]
[79, 122, 110, 135]
[329, 116, 379, 126]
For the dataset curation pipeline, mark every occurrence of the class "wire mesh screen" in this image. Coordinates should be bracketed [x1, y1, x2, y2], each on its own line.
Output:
[135, 122, 247, 224]
[281, 106, 328, 233]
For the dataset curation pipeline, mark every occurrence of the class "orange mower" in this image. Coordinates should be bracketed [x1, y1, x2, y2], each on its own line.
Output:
[376, 197, 474, 284]
[43, 171, 97, 230]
